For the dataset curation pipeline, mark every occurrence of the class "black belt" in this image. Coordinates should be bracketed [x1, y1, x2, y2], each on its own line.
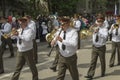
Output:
[93, 45, 105, 48]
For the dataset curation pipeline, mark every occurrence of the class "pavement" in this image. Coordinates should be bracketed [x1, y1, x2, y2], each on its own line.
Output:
[0, 39, 120, 80]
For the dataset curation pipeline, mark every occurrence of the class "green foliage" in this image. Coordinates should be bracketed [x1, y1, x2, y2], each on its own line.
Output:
[50, 0, 79, 16]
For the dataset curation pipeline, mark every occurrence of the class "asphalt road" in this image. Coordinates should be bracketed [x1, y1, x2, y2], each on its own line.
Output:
[0, 39, 120, 80]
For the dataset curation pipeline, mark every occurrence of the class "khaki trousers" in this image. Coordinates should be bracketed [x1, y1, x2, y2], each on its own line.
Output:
[33, 39, 38, 63]
[87, 45, 106, 77]
[109, 41, 120, 65]
[11, 49, 38, 80]
[51, 46, 59, 68]
[56, 54, 79, 80]
[0, 37, 14, 72]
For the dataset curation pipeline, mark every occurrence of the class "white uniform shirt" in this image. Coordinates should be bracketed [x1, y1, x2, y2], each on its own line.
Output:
[73, 20, 81, 31]
[28, 20, 36, 39]
[52, 19, 59, 29]
[17, 27, 34, 52]
[55, 28, 78, 57]
[1, 23, 12, 34]
[41, 24, 48, 35]
[109, 24, 120, 42]
[93, 26, 108, 47]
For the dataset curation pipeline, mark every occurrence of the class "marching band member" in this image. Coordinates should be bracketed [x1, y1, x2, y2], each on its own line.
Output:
[0, 17, 14, 57]
[0, 17, 14, 74]
[73, 14, 81, 49]
[51, 17, 79, 80]
[85, 16, 108, 79]
[25, 15, 38, 64]
[49, 16, 60, 72]
[11, 17, 39, 80]
[109, 15, 120, 67]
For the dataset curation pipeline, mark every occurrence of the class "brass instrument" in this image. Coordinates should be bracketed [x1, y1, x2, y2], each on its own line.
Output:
[46, 22, 67, 42]
[113, 24, 119, 29]
[2, 28, 17, 39]
[80, 29, 92, 39]
[80, 24, 98, 39]
[46, 29, 58, 43]
[47, 28, 62, 56]
[70, 20, 74, 27]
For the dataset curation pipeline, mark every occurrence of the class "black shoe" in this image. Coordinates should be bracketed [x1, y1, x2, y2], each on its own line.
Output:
[109, 64, 114, 68]
[8, 55, 14, 58]
[0, 71, 4, 74]
[117, 63, 120, 66]
[35, 60, 38, 64]
[84, 75, 93, 79]
[101, 74, 105, 77]
[49, 66, 56, 72]
[47, 45, 51, 48]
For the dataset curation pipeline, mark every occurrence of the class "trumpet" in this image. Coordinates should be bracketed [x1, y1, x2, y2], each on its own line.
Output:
[2, 28, 18, 39]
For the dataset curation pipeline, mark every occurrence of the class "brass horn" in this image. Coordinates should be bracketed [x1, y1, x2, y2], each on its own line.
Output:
[2, 28, 18, 39]
[113, 24, 119, 29]
[80, 29, 92, 39]
[46, 29, 58, 42]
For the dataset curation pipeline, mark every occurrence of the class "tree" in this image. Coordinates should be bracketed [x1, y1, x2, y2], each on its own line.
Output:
[0, 0, 27, 17]
[50, 0, 79, 16]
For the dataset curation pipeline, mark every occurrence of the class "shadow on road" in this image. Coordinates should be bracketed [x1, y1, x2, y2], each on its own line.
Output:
[41, 74, 71, 80]
[77, 63, 100, 68]
[92, 69, 120, 80]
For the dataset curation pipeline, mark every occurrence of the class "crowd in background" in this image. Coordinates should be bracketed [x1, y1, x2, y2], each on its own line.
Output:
[0, 13, 117, 45]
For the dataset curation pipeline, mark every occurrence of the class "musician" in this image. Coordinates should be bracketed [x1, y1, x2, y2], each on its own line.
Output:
[73, 14, 81, 49]
[0, 17, 14, 74]
[85, 16, 108, 79]
[49, 16, 60, 72]
[25, 15, 38, 63]
[51, 17, 79, 80]
[11, 17, 39, 80]
[109, 15, 120, 67]
[0, 17, 14, 57]
[96, 13, 109, 28]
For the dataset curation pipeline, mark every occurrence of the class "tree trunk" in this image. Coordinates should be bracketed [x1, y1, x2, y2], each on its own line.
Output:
[1, 0, 6, 17]
[33, 0, 36, 10]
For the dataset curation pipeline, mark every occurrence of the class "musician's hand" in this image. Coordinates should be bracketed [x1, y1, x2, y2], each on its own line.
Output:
[51, 40, 56, 47]
[94, 28, 99, 33]
[12, 28, 16, 31]
[111, 26, 114, 30]
[12, 31, 19, 36]
[56, 36, 63, 42]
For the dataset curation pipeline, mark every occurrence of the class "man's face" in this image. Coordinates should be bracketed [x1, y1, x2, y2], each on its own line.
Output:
[96, 19, 104, 27]
[97, 21, 104, 26]
[61, 22, 69, 30]
[20, 21, 28, 28]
